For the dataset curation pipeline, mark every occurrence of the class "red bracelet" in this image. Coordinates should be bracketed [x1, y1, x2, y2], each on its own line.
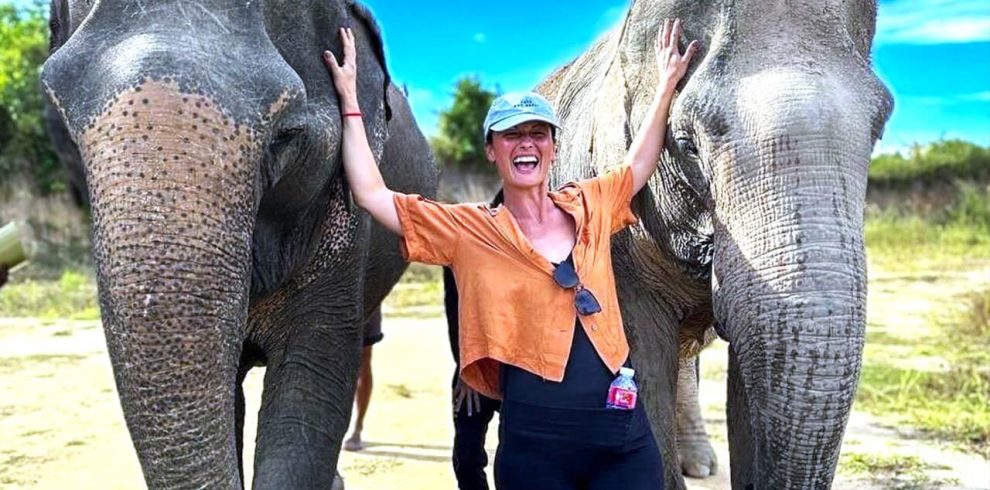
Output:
[342, 112, 362, 117]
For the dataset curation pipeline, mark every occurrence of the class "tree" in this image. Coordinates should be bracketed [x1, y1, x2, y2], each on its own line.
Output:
[0, 1, 61, 194]
[430, 77, 497, 172]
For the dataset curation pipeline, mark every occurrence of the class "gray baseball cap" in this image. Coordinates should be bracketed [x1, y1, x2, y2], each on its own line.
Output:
[483, 92, 561, 139]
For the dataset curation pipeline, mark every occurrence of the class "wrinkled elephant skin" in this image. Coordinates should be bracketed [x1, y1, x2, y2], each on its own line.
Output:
[41, 0, 437, 488]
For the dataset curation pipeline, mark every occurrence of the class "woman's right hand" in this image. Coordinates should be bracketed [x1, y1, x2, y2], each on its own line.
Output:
[323, 27, 361, 113]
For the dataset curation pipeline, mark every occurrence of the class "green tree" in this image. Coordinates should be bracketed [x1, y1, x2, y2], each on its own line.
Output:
[430, 77, 497, 172]
[0, 1, 61, 194]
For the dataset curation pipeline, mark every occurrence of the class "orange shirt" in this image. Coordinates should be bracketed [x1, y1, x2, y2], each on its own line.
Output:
[393, 165, 637, 399]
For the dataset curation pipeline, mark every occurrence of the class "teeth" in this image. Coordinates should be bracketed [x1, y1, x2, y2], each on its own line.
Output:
[513, 156, 538, 164]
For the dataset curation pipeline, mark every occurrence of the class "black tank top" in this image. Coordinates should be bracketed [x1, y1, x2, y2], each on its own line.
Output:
[501, 253, 628, 408]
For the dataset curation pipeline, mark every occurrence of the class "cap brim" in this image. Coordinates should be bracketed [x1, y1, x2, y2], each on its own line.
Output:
[488, 113, 560, 133]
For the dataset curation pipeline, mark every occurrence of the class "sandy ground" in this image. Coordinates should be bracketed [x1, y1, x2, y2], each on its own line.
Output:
[1, 268, 988, 489]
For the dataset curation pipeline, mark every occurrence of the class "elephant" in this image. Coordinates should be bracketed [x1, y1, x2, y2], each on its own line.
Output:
[535, 1, 892, 488]
[41, 0, 438, 488]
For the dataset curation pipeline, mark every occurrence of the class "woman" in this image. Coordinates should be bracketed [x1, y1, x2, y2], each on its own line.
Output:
[323, 19, 697, 489]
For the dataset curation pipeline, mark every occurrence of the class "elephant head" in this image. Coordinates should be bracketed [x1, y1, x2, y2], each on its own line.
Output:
[541, 1, 891, 488]
[41, 0, 415, 487]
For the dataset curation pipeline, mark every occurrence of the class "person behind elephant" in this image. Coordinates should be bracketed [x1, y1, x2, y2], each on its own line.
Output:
[446, 258, 500, 488]
[343, 306, 384, 451]
[323, 19, 697, 489]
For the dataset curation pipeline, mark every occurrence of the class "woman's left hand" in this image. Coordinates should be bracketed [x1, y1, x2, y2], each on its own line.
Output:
[656, 18, 699, 91]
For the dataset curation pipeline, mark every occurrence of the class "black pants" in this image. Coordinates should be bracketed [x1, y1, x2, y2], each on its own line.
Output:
[452, 375, 501, 490]
[493, 401, 664, 490]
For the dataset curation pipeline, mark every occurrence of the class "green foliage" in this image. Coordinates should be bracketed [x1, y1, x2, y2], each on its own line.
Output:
[399, 263, 441, 284]
[856, 288, 990, 454]
[870, 139, 990, 188]
[838, 453, 957, 490]
[865, 206, 990, 271]
[866, 141, 990, 270]
[429, 77, 497, 172]
[0, 269, 100, 319]
[0, 1, 62, 194]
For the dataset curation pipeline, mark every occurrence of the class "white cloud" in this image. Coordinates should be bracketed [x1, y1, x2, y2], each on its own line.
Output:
[959, 90, 990, 101]
[473, 32, 487, 43]
[877, 0, 990, 45]
[903, 92, 990, 105]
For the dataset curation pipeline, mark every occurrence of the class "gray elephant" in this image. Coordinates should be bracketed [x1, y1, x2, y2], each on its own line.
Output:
[41, 0, 437, 488]
[537, 1, 891, 488]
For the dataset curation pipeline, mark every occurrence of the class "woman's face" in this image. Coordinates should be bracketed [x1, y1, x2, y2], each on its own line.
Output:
[486, 121, 556, 190]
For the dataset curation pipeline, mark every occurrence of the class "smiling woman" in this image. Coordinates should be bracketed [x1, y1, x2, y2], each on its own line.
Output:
[325, 18, 697, 489]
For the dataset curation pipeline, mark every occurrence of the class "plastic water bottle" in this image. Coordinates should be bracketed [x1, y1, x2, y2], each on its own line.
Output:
[606, 367, 638, 410]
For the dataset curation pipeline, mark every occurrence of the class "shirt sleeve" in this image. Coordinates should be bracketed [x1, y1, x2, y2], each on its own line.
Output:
[583, 164, 638, 234]
[392, 193, 462, 265]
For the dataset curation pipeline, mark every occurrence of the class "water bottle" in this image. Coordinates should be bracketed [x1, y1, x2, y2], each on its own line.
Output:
[606, 367, 638, 410]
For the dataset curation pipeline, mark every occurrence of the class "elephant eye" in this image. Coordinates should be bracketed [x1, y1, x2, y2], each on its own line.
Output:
[270, 126, 303, 150]
[674, 131, 699, 157]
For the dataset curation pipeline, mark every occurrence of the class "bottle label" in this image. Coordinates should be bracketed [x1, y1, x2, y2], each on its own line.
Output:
[607, 386, 637, 410]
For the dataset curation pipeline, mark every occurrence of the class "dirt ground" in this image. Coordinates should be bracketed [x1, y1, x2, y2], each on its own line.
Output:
[1, 268, 988, 489]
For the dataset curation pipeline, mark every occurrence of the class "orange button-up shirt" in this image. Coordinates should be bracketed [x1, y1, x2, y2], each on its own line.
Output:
[393, 165, 637, 400]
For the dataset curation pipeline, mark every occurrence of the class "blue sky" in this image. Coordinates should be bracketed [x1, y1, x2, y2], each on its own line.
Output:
[361, 0, 990, 154]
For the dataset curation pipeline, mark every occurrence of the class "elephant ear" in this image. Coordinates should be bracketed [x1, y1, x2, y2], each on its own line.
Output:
[45, 0, 89, 207]
[48, 0, 95, 53]
[48, 0, 70, 52]
[346, 0, 392, 121]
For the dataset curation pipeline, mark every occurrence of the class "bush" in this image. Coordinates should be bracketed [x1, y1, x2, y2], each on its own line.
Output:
[0, 1, 62, 195]
[869, 140, 990, 189]
[0, 268, 100, 319]
[429, 77, 498, 173]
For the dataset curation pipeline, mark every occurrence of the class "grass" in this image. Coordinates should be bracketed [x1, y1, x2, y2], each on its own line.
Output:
[388, 383, 413, 399]
[856, 288, 990, 455]
[0, 264, 446, 320]
[865, 180, 990, 270]
[0, 269, 99, 319]
[0, 354, 88, 372]
[838, 452, 958, 490]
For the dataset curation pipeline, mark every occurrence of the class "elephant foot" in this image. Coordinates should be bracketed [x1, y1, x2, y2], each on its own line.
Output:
[343, 431, 364, 451]
[332, 471, 345, 490]
[678, 437, 718, 478]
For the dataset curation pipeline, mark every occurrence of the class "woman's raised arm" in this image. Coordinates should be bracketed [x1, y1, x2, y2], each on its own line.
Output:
[323, 27, 403, 235]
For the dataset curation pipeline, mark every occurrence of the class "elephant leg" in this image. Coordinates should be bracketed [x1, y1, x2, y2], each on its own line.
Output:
[251, 305, 363, 489]
[727, 344, 755, 489]
[676, 355, 718, 478]
[622, 299, 684, 489]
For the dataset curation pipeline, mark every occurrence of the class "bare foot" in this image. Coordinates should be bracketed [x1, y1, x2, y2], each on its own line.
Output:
[343, 432, 364, 451]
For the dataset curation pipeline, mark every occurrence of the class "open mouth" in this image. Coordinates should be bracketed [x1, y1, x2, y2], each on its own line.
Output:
[512, 155, 539, 173]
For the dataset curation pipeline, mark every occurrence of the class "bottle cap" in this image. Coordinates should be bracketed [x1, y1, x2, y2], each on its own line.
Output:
[619, 367, 634, 378]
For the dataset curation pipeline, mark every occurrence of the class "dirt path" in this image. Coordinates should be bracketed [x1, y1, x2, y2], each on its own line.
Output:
[1, 269, 987, 489]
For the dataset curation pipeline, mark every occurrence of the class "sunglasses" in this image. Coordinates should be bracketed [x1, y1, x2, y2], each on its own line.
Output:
[552, 260, 602, 315]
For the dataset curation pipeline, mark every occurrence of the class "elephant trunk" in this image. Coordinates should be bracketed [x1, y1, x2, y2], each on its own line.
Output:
[79, 81, 261, 488]
[712, 70, 873, 489]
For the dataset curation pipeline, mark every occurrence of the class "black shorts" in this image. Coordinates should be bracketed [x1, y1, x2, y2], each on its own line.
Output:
[363, 308, 384, 347]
